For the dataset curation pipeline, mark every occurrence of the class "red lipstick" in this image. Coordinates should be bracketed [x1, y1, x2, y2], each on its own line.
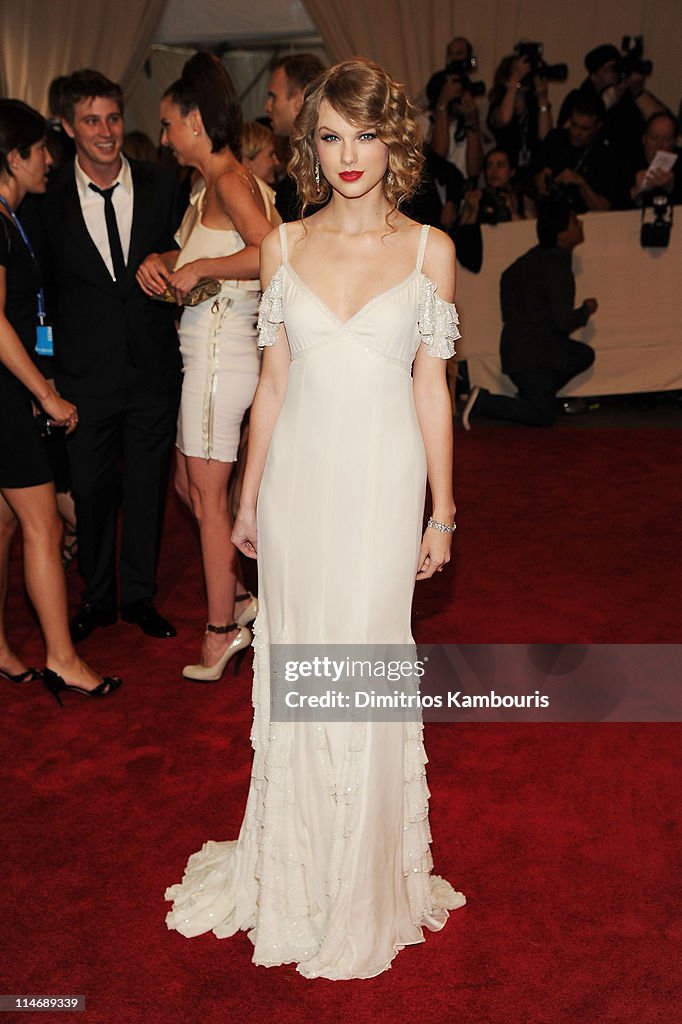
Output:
[339, 171, 364, 181]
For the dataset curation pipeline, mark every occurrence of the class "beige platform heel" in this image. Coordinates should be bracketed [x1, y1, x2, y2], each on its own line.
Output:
[182, 623, 252, 683]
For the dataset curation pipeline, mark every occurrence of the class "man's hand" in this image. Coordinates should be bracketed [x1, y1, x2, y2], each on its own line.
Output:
[637, 166, 675, 193]
[582, 298, 598, 316]
[459, 90, 479, 122]
[437, 76, 463, 107]
[535, 168, 553, 195]
[136, 252, 171, 296]
[555, 168, 585, 189]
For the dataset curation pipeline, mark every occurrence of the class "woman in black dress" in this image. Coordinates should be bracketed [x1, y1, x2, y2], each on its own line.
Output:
[0, 99, 120, 703]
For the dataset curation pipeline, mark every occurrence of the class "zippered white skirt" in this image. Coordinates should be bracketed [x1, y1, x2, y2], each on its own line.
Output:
[176, 284, 260, 462]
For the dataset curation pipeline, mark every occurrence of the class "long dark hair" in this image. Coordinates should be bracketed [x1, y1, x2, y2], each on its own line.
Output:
[0, 99, 46, 177]
[164, 52, 242, 157]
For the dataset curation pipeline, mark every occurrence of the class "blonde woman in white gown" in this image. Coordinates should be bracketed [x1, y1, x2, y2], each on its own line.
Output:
[165, 58, 465, 979]
[137, 54, 278, 679]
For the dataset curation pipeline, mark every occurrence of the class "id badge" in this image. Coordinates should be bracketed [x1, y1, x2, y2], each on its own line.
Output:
[35, 324, 54, 356]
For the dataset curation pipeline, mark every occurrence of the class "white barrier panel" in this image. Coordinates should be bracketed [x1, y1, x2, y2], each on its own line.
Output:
[456, 209, 682, 397]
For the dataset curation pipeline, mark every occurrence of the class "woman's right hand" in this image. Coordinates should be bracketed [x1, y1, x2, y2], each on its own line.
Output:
[40, 390, 79, 434]
[136, 253, 171, 296]
[509, 56, 531, 87]
[232, 506, 258, 559]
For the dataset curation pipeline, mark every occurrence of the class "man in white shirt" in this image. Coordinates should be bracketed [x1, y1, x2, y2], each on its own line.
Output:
[35, 70, 183, 642]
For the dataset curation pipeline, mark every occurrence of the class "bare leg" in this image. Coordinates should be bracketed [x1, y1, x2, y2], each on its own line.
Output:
[185, 456, 249, 666]
[56, 490, 77, 531]
[174, 450, 192, 511]
[1, 483, 104, 689]
[0, 493, 28, 676]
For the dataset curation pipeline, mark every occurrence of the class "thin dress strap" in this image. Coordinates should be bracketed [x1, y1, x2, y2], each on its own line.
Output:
[278, 222, 289, 264]
[416, 223, 430, 272]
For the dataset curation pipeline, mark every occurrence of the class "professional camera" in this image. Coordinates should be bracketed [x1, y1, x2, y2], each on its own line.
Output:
[478, 188, 513, 224]
[615, 36, 653, 79]
[444, 57, 486, 98]
[640, 193, 672, 248]
[543, 176, 582, 209]
[514, 42, 568, 84]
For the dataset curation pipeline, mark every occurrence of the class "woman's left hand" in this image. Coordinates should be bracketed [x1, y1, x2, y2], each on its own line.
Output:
[166, 260, 204, 300]
[232, 506, 258, 559]
[416, 528, 453, 580]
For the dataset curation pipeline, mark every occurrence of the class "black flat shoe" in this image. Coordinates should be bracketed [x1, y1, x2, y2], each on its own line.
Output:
[42, 667, 122, 707]
[0, 667, 42, 683]
[120, 599, 176, 639]
[69, 603, 117, 643]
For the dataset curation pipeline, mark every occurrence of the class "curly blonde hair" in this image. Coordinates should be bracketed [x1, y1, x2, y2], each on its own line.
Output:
[288, 58, 424, 216]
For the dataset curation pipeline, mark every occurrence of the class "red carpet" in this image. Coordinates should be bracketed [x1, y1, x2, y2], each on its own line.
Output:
[2, 427, 680, 1024]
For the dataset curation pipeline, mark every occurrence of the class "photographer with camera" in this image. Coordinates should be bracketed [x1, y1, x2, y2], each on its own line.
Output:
[487, 45, 562, 179]
[533, 94, 621, 212]
[424, 37, 484, 182]
[458, 148, 533, 225]
[559, 41, 665, 162]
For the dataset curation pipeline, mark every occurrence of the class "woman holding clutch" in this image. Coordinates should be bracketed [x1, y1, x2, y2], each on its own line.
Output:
[137, 54, 274, 680]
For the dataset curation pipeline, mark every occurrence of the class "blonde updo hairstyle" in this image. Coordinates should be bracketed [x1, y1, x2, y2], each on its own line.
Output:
[289, 58, 424, 220]
[242, 120, 274, 162]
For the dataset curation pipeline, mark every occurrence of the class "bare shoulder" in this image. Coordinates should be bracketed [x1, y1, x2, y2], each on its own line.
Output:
[284, 218, 308, 252]
[214, 166, 259, 209]
[260, 224, 283, 260]
[422, 225, 457, 301]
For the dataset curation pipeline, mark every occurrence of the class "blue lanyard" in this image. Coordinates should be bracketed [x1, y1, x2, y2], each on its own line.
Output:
[0, 194, 46, 322]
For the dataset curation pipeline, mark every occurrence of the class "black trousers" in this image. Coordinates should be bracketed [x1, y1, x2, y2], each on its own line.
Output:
[476, 340, 595, 427]
[64, 371, 180, 611]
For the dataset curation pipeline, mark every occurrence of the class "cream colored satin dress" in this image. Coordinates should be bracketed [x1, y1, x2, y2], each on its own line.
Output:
[166, 223, 465, 979]
[175, 179, 281, 462]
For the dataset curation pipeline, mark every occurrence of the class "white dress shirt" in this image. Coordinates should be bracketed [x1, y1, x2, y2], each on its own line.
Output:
[74, 155, 134, 279]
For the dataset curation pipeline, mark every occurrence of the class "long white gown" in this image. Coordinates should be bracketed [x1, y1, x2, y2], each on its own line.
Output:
[165, 222, 466, 979]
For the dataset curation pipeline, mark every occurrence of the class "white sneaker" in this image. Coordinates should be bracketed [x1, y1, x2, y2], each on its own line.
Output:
[462, 386, 481, 431]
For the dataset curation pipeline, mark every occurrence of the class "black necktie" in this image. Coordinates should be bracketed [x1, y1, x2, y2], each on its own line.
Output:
[88, 182, 126, 284]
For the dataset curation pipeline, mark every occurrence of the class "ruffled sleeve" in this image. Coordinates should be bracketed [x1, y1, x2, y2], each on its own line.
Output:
[417, 275, 460, 359]
[256, 265, 284, 349]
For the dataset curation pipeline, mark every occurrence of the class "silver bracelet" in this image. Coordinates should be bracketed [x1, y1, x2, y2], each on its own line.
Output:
[427, 516, 457, 534]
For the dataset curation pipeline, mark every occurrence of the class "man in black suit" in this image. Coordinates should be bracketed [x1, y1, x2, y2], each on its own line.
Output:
[36, 69, 182, 641]
[462, 199, 596, 428]
[264, 54, 325, 222]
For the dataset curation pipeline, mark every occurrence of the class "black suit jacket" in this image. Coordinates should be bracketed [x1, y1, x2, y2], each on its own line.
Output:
[500, 245, 590, 373]
[32, 158, 182, 398]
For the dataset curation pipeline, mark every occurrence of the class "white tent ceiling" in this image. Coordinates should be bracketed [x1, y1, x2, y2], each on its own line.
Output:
[155, 0, 318, 45]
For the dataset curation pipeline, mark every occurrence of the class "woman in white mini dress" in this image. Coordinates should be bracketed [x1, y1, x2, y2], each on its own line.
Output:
[138, 54, 278, 679]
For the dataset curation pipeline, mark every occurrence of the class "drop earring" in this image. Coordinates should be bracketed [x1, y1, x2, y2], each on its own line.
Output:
[386, 169, 394, 185]
[314, 158, 320, 186]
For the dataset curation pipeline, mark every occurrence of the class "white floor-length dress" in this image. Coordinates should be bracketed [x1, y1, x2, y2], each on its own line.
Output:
[165, 222, 466, 979]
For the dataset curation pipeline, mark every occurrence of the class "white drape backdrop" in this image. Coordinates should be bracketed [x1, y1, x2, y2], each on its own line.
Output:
[0, 1, 679, 135]
[302, 0, 681, 112]
[0, 0, 167, 112]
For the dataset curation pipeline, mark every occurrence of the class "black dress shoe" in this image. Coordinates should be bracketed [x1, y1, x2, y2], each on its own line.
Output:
[69, 604, 117, 643]
[120, 599, 177, 638]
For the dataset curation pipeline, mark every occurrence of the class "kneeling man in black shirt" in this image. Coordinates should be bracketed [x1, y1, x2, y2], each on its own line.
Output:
[463, 199, 596, 428]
